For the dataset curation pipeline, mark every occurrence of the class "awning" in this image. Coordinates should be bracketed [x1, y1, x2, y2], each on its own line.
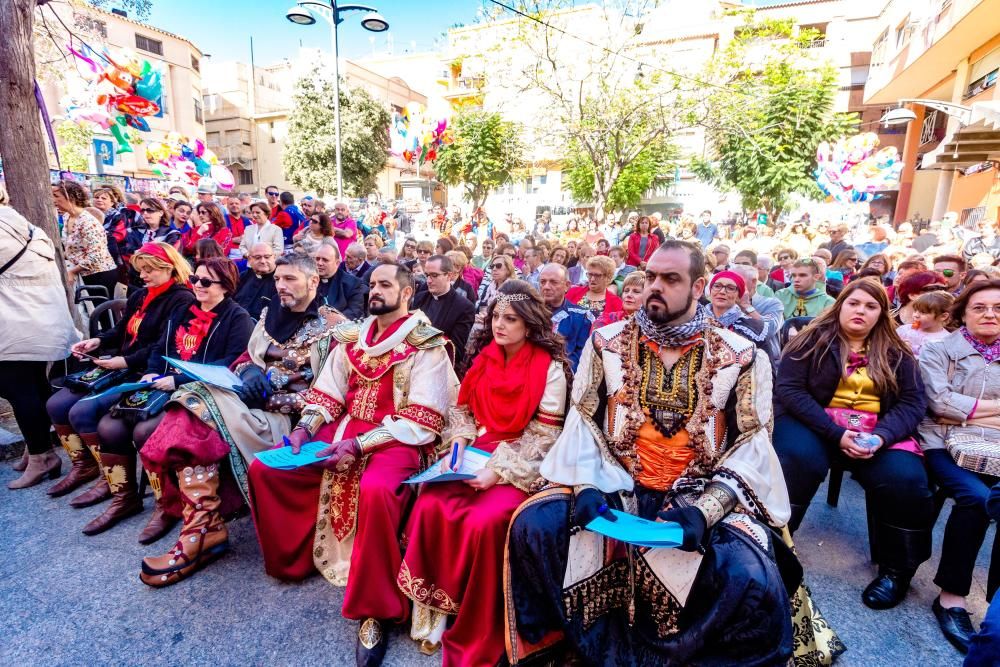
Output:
[922, 101, 1000, 170]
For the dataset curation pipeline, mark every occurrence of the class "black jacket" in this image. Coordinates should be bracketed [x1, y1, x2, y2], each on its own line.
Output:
[317, 264, 366, 320]
[411, 285, 476, 367]
[775, 342, 926, 446]
[146, 296, 254, 383]
[97, 282, 195, 372]
[235, 269, 278, 321]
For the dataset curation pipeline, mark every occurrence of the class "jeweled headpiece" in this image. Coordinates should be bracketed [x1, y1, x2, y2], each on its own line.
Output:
[494, 292, 531, 315]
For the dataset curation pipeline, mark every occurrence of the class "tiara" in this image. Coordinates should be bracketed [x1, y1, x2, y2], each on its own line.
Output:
[495, 292, 532, 314]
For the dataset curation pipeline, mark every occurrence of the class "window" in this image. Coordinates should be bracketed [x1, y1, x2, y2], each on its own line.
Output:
[191, 55, 200, 72]
[238, 169, 254, 186]
[241, 129, 251, 146]
[872, 29, 888, 66]
[206, 132, 220, 147]
[193, 97, 203, 124]
[960, 206, 987, 227]
[895, 17, 910, 51]
[965, 69, 998, 99]
[74, 15, 107, 38]
[135, 34, 163, 56]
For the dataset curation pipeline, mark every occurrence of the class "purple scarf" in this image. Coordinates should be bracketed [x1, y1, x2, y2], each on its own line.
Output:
[961, 327, 1000, 363]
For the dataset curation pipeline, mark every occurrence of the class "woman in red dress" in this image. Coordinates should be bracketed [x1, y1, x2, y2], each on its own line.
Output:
[397, 280, 570, 667]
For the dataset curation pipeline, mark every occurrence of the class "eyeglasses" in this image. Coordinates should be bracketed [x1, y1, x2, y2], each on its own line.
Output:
[424, 272, 446, 279]
[586, 272, 608, 280]
[940, 269, 956, 278]
[266, 191, 279, 197]
[968, 305, 1000, 315]
[778, 255, 791, 261]
[141, 207, 159, 214]
[192, 277, 222, 288]
[710, 283, 740, 294]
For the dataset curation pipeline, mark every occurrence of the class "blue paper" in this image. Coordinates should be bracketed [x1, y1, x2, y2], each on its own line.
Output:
[164, 357, 242, 392]
[254, 441, 331, 470]
[79, 381, 153, 402]
[404, 446, 492, 484]
[585, 510, 685, 548]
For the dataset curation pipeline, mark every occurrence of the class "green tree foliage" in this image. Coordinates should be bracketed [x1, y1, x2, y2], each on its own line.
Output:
[434, 110, 525, 213]
[54, 121, 93, 172]
[564, 134, 678, 213]
[694, 18, 857, 221]
[283, 67, 390, 198]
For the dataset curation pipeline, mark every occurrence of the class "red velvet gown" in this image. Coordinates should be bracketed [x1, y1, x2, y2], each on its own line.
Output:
[398, 341, 564, 667]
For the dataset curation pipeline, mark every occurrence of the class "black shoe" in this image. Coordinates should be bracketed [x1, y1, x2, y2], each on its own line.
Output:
[356, 618, 388, 667]
[861, 569, 911, 609]
[933, 597, 974, 654]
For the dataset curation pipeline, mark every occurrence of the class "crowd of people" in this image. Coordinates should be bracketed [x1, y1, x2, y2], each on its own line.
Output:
[3, 180, 1000, 666]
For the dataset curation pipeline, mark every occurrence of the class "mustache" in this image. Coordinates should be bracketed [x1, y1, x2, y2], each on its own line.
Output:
[646, 294, 667, 305]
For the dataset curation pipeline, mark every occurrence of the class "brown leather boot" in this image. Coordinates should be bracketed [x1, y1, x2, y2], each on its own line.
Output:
[11, 448, 29, 472]
[47, 427, 100, 497]
[138, 470, 180, 545]
[68, 433, 111, 508]
[7, 452, 62, 490]
[140, 463, 228, 587]
[82, 451, 143, 536]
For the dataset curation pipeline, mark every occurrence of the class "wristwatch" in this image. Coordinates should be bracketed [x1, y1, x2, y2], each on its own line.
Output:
[743, 305, 756, 314]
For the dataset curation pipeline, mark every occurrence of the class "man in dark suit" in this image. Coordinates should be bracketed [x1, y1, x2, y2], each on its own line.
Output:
[313, 242, 366, 320]
[234, 242, 278, 320]
[411, 255, 476, 369]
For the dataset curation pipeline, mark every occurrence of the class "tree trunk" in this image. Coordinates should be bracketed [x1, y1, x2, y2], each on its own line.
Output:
[0, 0, 80, 325]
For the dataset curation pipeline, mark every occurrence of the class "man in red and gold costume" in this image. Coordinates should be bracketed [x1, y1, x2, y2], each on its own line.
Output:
[248, 263, 458, 666]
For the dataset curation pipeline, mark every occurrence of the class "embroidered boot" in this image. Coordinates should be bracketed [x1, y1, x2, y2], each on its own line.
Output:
[137, 470, 180, 545]
[140, 464, 228, 587]
[7, 452, 62, 490]
[47, 426, 99, 497]
[82, 451, 143, 535]
[67, 433, 111, 508]
[356, 618, 389, 667]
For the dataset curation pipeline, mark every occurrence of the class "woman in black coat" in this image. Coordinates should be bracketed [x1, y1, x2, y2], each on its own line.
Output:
[773, 277, 934, 611]
[46, 243, 195, 517]
[97, 257, 253, 543]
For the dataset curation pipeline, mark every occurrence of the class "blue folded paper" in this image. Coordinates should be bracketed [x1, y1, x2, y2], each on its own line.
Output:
[585, 509, 685, 548]
[254, 441, 330, 470]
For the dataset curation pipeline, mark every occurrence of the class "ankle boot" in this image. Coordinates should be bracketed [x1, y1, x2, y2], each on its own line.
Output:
[68, 433, 111, 508]
[140, 464, 228, 587]
[7, 452, 62, 489]
[862, 522, 932, 610]
[47, 427, 99, 497]
[82, 451, 143, 536]
[11, 448, 29, 472]
[138, 470, 180, 545]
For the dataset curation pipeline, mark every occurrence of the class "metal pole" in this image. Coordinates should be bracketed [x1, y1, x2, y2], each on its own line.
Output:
[331, 0, 344, 200]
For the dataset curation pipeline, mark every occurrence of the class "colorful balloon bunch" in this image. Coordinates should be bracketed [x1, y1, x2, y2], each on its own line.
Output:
[145, 132, 235, 190]
[815, 133, 904, 204]
[63, 44, 163, 154]
[389, 103, 452, 167]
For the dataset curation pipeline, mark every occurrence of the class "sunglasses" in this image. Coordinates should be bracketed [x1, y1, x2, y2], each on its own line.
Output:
[778, 255, 791, 261]
[491, 263, 505, 269]
[141, 207, 159, 214]
[192, 277, 222, 288]
[266, 191, 279, 196]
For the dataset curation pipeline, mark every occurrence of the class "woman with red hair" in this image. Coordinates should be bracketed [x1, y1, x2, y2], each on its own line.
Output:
[894, 271, 948, 326]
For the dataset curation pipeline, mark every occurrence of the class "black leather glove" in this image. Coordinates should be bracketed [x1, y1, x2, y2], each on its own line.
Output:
[238, 365, 271, 406]
[573, 488, 617, 529]
[657, 506, 708, 553]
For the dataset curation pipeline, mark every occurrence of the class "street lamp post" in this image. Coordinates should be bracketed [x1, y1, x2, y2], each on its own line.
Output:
[286, 1, 389, 200]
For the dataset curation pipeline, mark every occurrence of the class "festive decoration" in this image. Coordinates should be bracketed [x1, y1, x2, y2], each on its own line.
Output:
[389, 102, 452, 173]
[814, 133, 904, 204]
[62, 44, 163, 155]
[144, 133, 234, 190]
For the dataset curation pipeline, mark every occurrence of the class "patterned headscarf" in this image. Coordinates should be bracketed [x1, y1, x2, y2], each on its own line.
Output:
[635, 303, 708, 347]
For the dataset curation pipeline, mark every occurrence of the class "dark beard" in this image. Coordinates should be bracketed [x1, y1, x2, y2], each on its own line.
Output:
[646, 292, 695, 324]
[368, 296, 400, 315]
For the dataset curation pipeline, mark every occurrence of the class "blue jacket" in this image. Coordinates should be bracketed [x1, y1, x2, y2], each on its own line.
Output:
[552, 299, 593, 372]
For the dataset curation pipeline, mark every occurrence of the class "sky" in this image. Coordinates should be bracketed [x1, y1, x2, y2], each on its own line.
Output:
[145, 0, 484, 66]
[143, 0, 788, 67]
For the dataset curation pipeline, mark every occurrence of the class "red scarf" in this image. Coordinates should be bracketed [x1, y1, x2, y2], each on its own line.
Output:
[458, 340, 551, 438]
[174, 306, 218, 361]
[126, 281, 173, 345]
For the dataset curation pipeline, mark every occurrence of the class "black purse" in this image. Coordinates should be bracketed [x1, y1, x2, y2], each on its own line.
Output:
[64, 367, 130, 394]
[110, 388, 172, 423]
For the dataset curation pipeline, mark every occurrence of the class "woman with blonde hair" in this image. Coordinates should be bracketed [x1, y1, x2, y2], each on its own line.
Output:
[45, 242, 195, 532]
[593, 271, 644, 329]
[566, 255, 623, 318]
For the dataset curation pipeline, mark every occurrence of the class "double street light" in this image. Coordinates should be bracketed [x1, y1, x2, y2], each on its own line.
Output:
[286, 1, 389, 200]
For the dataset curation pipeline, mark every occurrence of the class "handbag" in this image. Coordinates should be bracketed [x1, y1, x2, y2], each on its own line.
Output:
[110, 388, 171, 423]
[940, 358, 1000, 474]
[64, 366, 130, 394]
[824, 407, 921, 454]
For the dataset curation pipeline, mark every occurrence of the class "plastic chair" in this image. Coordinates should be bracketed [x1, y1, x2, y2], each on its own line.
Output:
[87, 298, 126, 339]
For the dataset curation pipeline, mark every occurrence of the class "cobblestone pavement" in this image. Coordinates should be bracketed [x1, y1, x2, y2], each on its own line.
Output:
[0, 414, 984, 666]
